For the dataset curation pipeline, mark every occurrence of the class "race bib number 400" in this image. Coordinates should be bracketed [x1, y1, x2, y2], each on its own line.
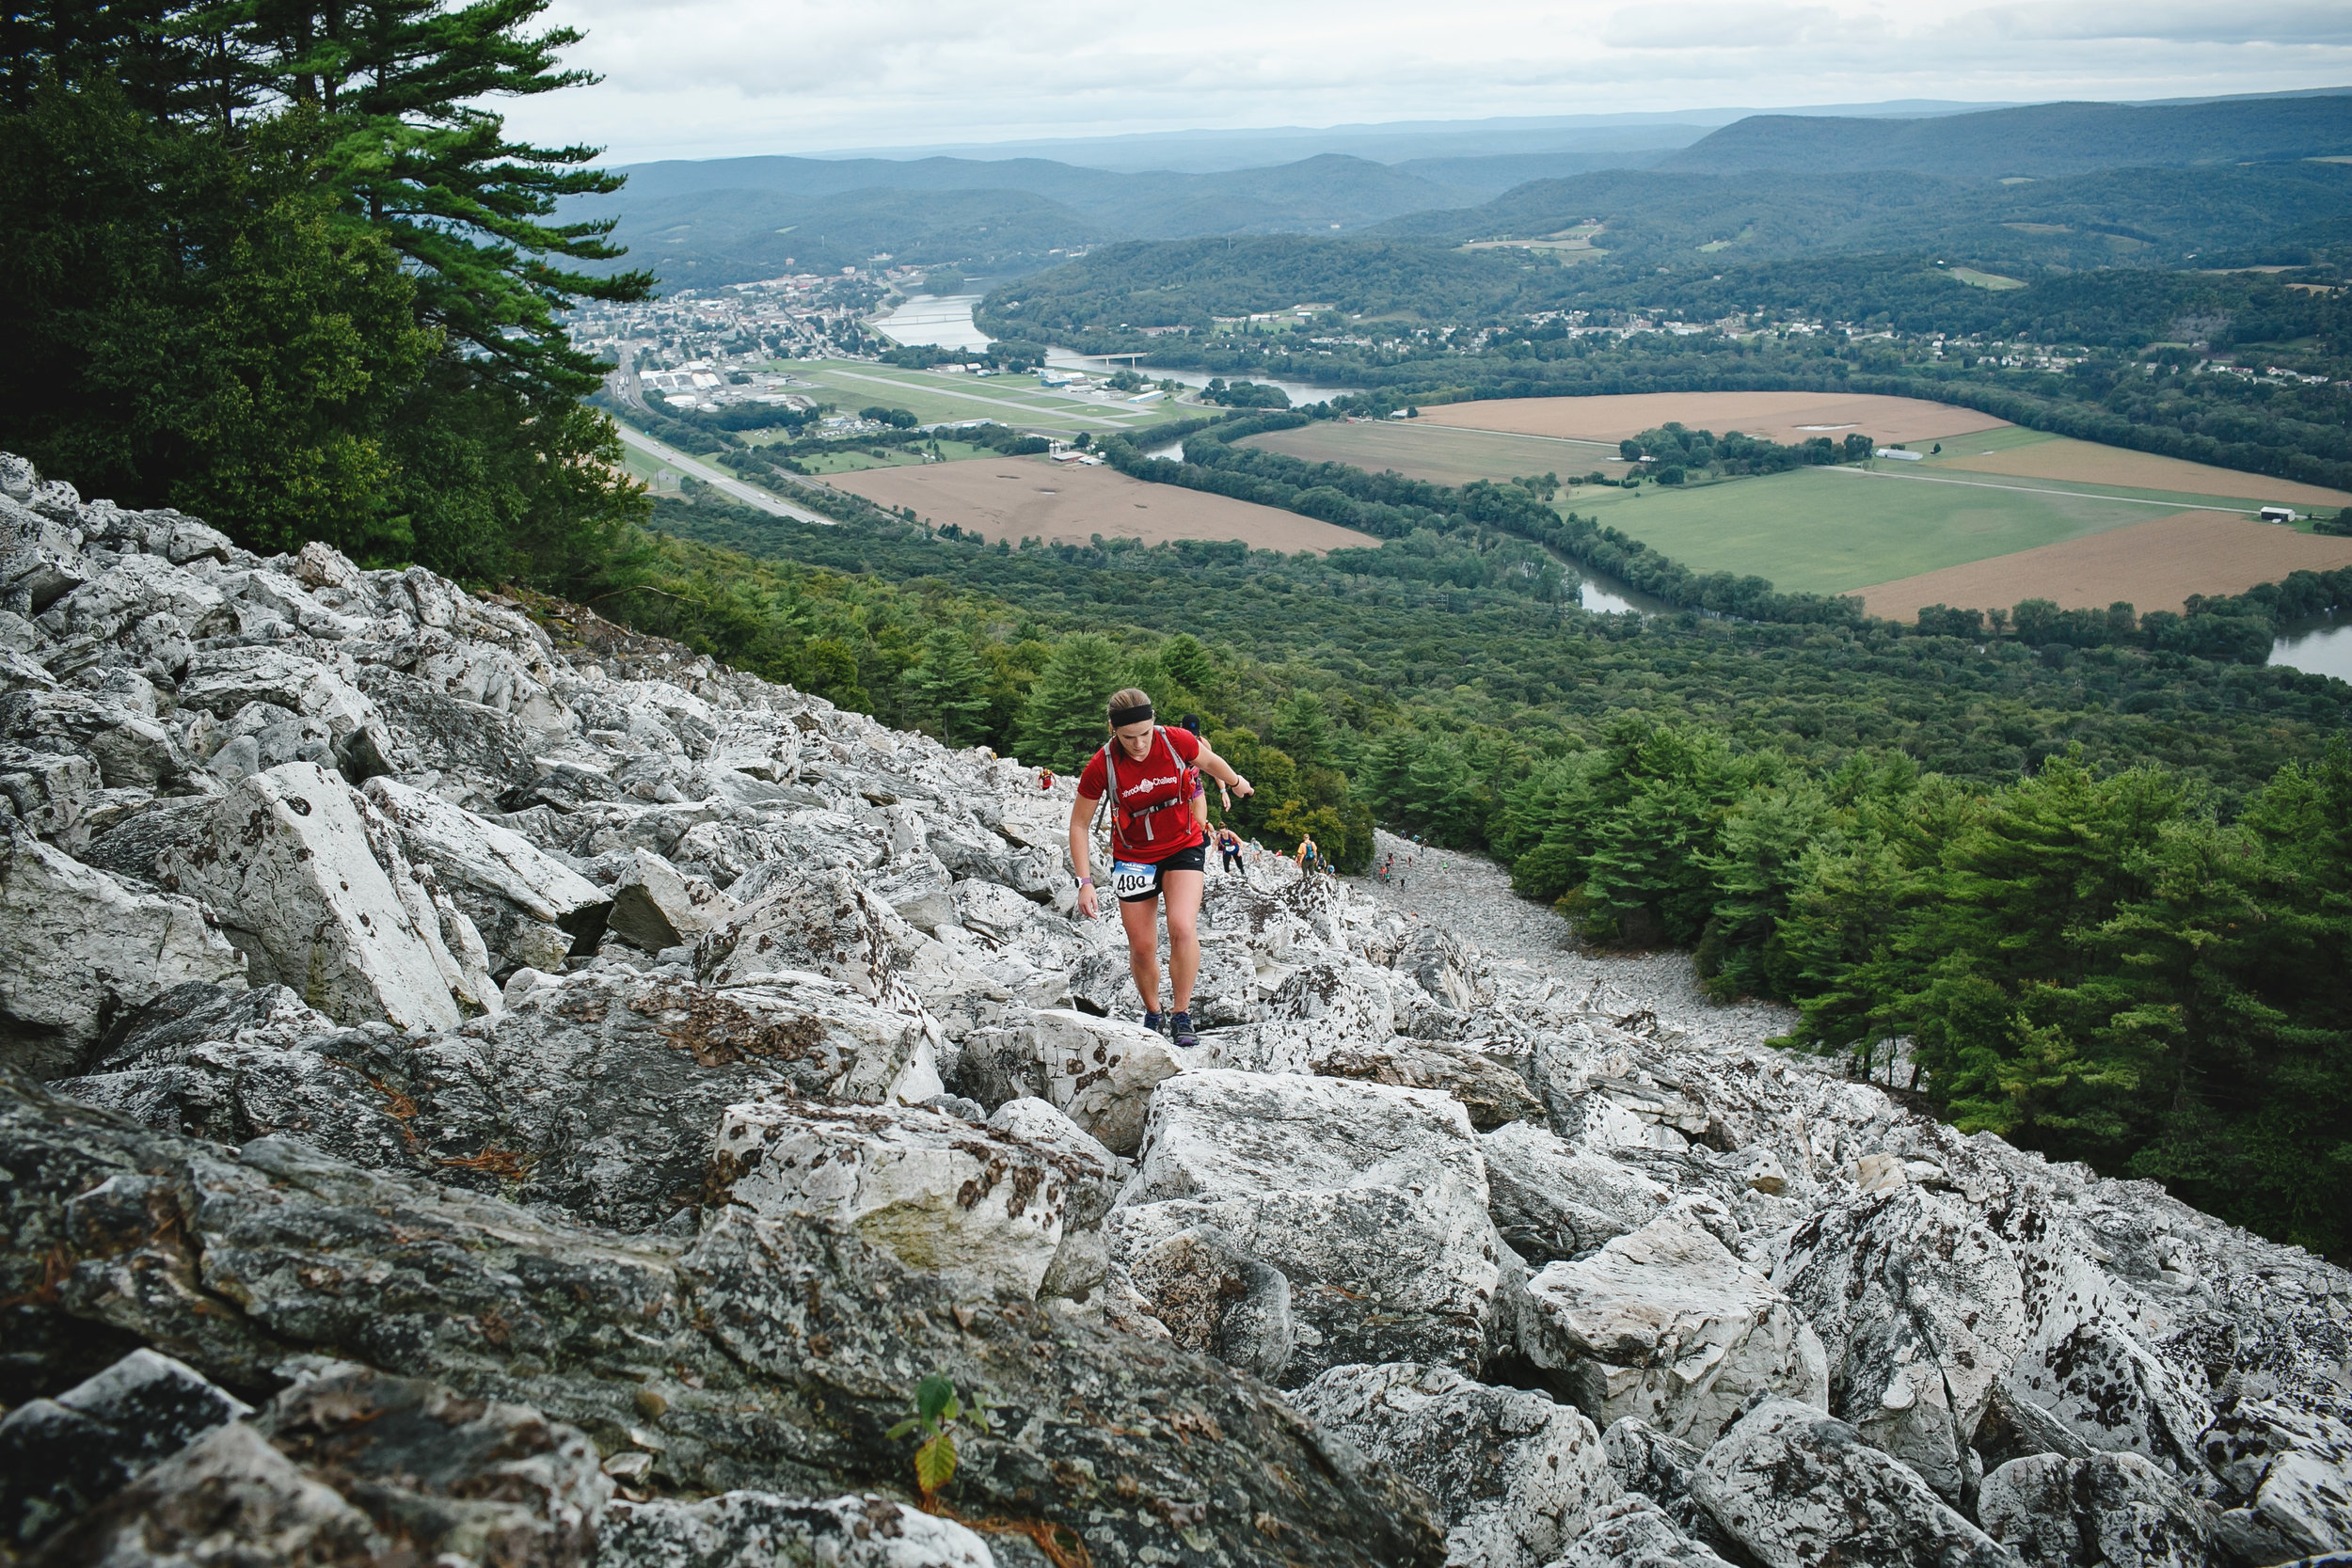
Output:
[1109, 860, 1158, 900]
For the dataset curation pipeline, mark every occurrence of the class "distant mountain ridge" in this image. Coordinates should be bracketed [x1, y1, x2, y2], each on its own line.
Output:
[1662, 93, 2352, 177]
[573, 88, 2352, 292]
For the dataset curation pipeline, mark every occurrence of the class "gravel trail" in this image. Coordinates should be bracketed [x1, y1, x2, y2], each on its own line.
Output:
[1347, 829, 1799, 1053]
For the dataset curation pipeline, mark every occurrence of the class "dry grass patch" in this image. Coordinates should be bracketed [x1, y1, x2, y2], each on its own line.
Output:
[1419, 392, 2010, 447]
[1856, 512, 2352, 620]
[824, 456, 1377, 553]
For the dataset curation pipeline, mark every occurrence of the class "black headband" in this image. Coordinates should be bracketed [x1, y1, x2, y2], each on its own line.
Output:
[1109, 703, 1153, 728]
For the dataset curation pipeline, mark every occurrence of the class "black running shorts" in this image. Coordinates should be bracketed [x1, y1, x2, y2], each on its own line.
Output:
[1111, 843, 1207, 902]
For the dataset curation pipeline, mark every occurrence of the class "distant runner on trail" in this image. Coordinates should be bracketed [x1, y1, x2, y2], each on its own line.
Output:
[1070, 689, 1253, 1049]
[1215, 825, 1245, 877]
[1295, 833, 1319, 873]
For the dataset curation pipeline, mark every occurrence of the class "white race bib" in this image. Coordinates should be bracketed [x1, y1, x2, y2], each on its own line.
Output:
[1109, 860, 1158, 900]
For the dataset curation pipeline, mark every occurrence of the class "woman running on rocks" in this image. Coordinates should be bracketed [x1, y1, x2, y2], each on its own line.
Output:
[1070, 689, 1252, 1047]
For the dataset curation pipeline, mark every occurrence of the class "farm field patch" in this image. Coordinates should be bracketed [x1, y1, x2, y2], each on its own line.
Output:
[1563, 465, 2162, 595]
[1928, 434, 2352, 509]
[1854, 512, 2352, 620]
[1418, 391, 2010, 447]
[767, 358, 1187, 434]
[1239, 420, 1636, 489]
[824, 455, 1377, 553]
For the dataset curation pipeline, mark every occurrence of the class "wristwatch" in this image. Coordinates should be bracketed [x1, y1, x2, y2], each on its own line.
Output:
[1074, 875, 1092, 887]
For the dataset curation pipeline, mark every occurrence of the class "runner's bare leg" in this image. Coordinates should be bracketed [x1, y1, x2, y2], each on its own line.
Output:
[1161, 869, 1204, 1013]
[1118, 893, 1162, 1013]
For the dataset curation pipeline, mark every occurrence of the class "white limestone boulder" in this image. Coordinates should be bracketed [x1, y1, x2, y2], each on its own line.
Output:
[178, 644, 375, 740]
[695, 864, 907, 999]
[1479, 1121, 1674, 1265]
[602, 1492, 996, 1568]
[1521, 1212, 1827, 1446]
[1688, 1397, 2023, 1568]
[0, 744, 99, 850]
[1107, 1070, 1513, 1385]
[1977, 1451, 2217, 1568]
[1555, 1496, 1737, 1568]
[605, 846, 734, 953]
[155, 762, 464, 1033]
[951, 1008, 1184, 1157]
[1773, 1182, 2028, 1499]
[0, 825, 245, 1078]
[1315, 1038, 1543, 1131]
[362, 775, 611, 967]
[709, 1100, 1075, 1299]
[1289, 1362, 1616, 1568]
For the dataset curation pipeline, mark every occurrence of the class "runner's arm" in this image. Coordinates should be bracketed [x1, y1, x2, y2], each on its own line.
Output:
[1069, 793, 1103, 917]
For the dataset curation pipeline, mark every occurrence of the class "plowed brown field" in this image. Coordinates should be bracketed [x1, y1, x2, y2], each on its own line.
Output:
[1855, 512, 2352, 620]
[1933, 438, 2352, 508]
[1418, 392, 2009, 446]
[824, 456, 1376, 552]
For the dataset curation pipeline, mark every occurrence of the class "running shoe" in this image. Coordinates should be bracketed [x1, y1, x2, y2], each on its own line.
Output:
[1142, 1010, 1165, 1036]
[1168, 1010, 1198, 1048]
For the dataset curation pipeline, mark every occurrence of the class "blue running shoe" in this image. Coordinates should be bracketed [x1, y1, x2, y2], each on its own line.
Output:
[1169, 1010, 1198, 1048]
[1142, 1010, 1165, 1035]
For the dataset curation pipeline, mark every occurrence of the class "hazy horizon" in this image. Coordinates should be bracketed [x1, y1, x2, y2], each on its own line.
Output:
[504, 0, 2352, 165]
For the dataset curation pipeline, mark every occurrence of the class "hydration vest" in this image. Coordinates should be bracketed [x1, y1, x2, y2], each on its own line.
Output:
[1098, 727, 1200, 859]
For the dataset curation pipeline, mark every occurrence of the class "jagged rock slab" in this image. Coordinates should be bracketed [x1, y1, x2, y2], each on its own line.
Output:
[1289, 1362, 1616, 1568]
[364, 774, 612, 964]
[1522, 1212, 1827, 1446]
[1109, 1069, 1514, 1386]
[0, 1349, 251, 1549]
[1313, 1037, 1543, 1131]
[0, 826, 245, 1077]
[1689, 1397, 2023, 1568]
[154, 761, 466, 1032]
[1123, 1227, 1296, 1383]
[951, 1008, 1185, 1157]
[697, 863, 908, 999]
[0, 1078, 1447, 1566]
[30, 1365, 607, 1568]
[609, 846, 736, 952]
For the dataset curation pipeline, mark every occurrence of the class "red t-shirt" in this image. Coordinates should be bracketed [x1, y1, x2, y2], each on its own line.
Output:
[1077, 726, 1205, 863]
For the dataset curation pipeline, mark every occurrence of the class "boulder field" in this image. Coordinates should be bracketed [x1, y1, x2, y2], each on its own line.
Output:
[0, 450, 2347, 1568]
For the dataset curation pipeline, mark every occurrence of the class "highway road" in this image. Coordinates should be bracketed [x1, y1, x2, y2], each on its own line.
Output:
[612, 422, 835, 525]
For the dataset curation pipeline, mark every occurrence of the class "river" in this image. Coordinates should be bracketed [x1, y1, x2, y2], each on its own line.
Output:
[869, 292, 1362, 405]
[2269, 610, 2352, 683]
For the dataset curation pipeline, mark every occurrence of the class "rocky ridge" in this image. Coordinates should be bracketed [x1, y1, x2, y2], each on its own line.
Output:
[0, 450, 2348, 1568]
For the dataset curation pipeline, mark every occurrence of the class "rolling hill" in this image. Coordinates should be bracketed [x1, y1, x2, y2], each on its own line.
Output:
[1661, 92, 2352, 177]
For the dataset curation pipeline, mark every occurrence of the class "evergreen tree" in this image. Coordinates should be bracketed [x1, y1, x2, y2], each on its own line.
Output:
[1017, 633, 1121, 769]
[0, 0, 647, 579]
[905, 628, 992, 749]
[1272, 689, 1333, 768]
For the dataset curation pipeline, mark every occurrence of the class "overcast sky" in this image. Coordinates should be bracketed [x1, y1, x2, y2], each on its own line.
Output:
[501, 0, 2352, 165]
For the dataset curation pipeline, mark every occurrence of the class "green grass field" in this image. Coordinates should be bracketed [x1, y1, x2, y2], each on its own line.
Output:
[787, 439, 995, 475]
[1240, 420, 1633, 490]
[768, 358, 1195, 438]
[1564, 466, 2183, 594]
